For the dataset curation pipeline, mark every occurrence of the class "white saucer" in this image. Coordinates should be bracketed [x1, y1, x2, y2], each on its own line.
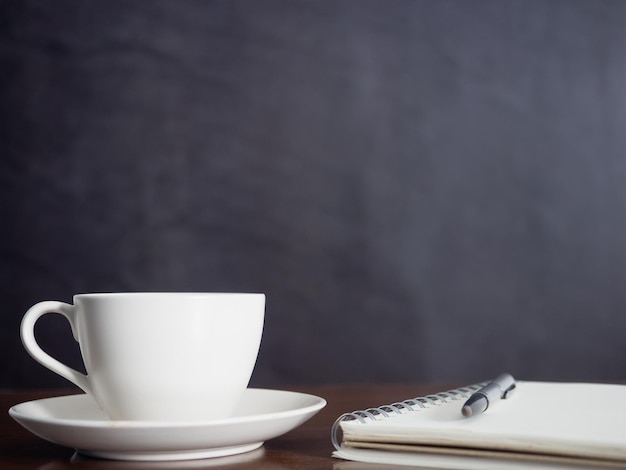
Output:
[9, 388, 326, 462]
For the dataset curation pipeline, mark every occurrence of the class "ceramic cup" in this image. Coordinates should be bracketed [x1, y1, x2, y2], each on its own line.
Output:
[21, 292, 265, 422]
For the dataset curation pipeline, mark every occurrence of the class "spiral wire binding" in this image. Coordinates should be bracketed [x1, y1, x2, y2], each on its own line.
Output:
[331, 382, 486, 450]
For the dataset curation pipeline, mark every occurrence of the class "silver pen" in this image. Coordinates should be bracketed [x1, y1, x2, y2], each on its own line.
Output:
[462, 373, 516, 417]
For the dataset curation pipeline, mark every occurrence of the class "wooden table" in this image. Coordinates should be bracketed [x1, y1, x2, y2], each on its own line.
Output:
[0, 384, 448, 469]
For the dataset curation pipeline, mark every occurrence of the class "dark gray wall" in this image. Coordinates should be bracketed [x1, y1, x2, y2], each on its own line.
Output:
[2, 0, 626, 389]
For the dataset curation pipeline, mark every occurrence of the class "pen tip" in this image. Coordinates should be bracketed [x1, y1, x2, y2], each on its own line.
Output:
[462, 406, 472, 417]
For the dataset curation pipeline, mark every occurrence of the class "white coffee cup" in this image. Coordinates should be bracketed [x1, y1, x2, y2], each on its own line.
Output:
[21, 292, 265, 422]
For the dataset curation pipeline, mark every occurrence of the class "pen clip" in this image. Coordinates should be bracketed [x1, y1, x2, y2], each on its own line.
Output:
[502, 382, 516, 399]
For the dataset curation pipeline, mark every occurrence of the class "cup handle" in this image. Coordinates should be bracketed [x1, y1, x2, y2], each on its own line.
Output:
[20, 301, 91, 394]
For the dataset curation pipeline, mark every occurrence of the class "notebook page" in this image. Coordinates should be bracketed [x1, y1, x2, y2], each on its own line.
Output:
[340, 382, 626, 461]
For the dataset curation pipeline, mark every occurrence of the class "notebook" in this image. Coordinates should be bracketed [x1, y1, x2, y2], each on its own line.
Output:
[332, 381, 626, 469]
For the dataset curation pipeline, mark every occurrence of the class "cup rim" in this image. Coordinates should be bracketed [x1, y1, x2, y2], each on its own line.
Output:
[74, 292, 265, 299]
